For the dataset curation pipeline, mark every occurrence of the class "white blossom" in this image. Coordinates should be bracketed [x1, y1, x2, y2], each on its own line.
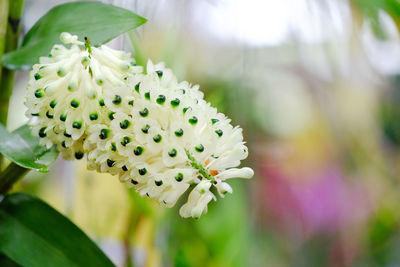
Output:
[85, 60, 253, 218]
[25, 33, 253, 218]
[25, 33, 141, 160]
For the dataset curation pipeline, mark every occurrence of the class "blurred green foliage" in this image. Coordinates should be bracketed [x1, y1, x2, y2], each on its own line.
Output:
[161, 180, 252, 267]
[353, 0, 400, 39]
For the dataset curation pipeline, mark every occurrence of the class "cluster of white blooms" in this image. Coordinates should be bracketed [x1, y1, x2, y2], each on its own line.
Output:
[25, 33, 253, 218]
[25, 33, 142, 160]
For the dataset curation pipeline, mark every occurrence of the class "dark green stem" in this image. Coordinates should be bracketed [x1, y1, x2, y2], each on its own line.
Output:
[0, 0, 9, 169]
[123, 201, 138, 267]
[0, 163, 28, 195]
[0, 0, 24, 168]
[0, 1, 9, 77]
[0, 0, 24, 125]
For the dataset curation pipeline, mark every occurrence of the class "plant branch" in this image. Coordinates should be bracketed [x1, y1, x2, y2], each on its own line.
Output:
[0, 0, 24, 168]
[0, 162, 28, 195]
[0, 0, 9, 81]
[0, 0, 24, 125]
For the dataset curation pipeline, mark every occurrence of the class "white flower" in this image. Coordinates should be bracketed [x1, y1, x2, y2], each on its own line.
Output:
[85, 60, 253, 218]
[25, 33, 141, 160]
[25, 33, 253, 218]
[179, 180, 216, 218]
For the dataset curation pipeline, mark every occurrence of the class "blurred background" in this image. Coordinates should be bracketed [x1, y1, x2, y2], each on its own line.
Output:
[8, 0, 400, 266]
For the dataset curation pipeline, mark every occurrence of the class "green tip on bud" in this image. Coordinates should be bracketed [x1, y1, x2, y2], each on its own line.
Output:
[75, 152, 84, 160]
[122, 165, 128, 171]
[99, 99, 105, 107]
[215, 129, 223, 137]
[72, 121, 82, 129]
[46, 111, 54, 119]
[99, 129, 110, 140]
[134, 82, 140, 93]
[175, 173, 184, 182]
[38, 127, 47, 138]
[121, 136, 131, 146]
[156, 70, 163, 78]
[88, 66, 93, 78]
[49, 100, 57, 109]
[70, 99, 79, 108]
[112, 95, 122, 105]
[107, 159, 115, 167]
[138, 168, 147, 175]
[111, 142, 117, 152]
[134, 146, 144, 156]
[34, 88, 44, 98]
[60, 114, 67, 121]
[189, 116, 198, 125]
[168, 148, 177, 157]
[155, 180, 163, 186]
[211, 118, 219, 125]
[89, 113, 98, 120]
[144, 92, 150, 100]
[108, 112, 115, 120]
[64, 131, 71, 138]
[81, 57, 89, 67]
[34, 73, 42, 80]
[96, 78, 104, 85]
[120, 120, 131, 129]
[139, 108, 149, 117]
[170, 98, 180, 107]
[156, 95, 166, 105]
[57, 68, 66, 77]
[174, 128, 184, 137]
[195, 144, 204, 153]
[141, 124, 150, 134]
[67, 83, 77, 91]
[153, 134, 162, 143]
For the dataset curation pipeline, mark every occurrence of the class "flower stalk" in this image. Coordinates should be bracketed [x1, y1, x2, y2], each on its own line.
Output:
[0, 1, 9, 78]
[0, 0, 24, 168]
[0, 0, 24, 125]
[0, 162, 28, 195]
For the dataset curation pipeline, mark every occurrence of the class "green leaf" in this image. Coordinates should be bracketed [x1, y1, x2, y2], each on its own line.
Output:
[0, 124, 58, 172]
[2, 1, 147, 70]
[0, 193, 115, 267]
[0, 254, 20, 267]
[353, 0, 400, 39]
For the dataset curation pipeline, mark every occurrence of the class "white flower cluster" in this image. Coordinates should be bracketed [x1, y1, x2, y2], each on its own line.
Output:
[25, 33, 253, 218]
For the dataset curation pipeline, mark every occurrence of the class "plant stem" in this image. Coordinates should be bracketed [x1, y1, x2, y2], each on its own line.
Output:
[0, 0, 9, 82]
[0, 0, 24, 125]
[123, 202, 138, 267]
[0, 0, 9, 169]
[0, 163, 28, 195]
[0, 0, 24, 168]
